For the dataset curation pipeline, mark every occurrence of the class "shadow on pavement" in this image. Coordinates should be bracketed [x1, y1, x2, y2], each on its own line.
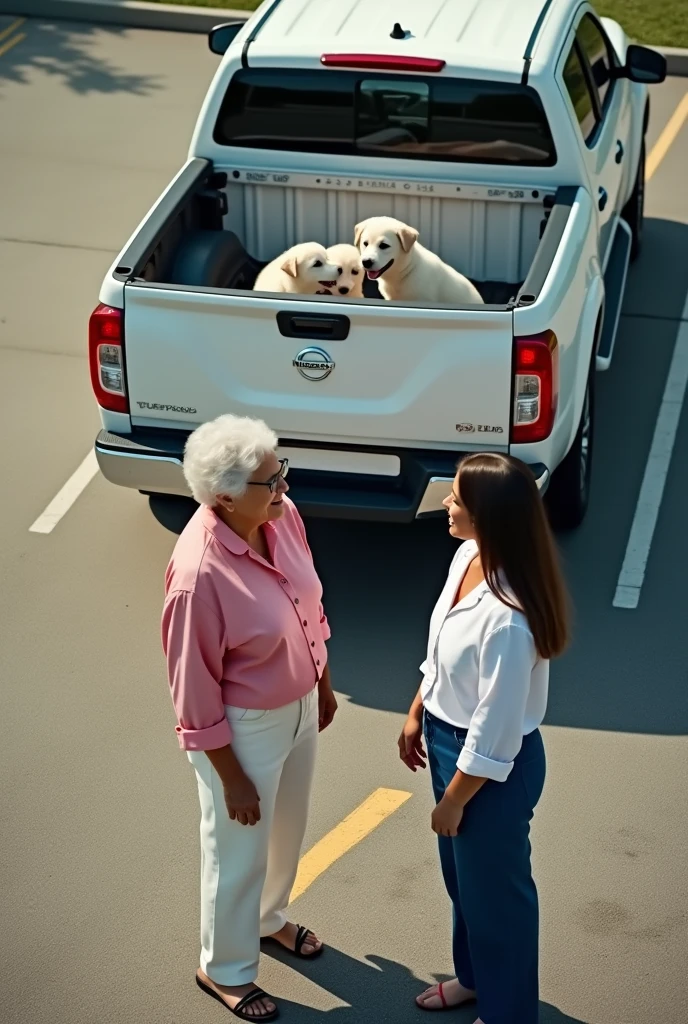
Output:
[0, 18, 161, 95]
[260, 948, 589, 1023]
[621, 217, 688, 322]
[149, 217, 688, 738]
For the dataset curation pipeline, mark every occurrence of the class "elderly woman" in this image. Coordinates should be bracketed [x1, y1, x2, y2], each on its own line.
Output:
[162, 414, 337, 1021]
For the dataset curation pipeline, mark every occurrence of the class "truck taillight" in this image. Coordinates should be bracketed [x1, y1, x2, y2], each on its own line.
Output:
[512, 331, 558, 443]
[89, 304, 128, 413]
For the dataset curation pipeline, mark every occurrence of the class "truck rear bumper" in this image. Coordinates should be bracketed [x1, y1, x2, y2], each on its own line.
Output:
[95, 430, 549, 523]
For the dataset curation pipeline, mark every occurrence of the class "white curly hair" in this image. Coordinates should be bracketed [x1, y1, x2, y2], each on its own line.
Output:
[183, 414, 278, 506]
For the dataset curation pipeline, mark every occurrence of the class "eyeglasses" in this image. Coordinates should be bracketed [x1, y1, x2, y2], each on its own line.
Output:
[246, 459, 289, 494]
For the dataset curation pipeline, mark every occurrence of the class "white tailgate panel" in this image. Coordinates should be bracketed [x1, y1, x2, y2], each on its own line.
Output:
[124, 286, 513, 449]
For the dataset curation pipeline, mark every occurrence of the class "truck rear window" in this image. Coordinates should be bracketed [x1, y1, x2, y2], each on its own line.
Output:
[214, 69, 556, 167]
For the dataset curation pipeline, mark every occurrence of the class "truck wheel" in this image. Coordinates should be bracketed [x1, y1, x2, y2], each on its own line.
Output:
[622, 141, 645, 262]
[546, 369, 595, 531]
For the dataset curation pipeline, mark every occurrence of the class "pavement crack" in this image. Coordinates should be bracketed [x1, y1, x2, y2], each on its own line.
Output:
[0, 343, 86, 361]
[621, 311, 688, 324]
[0, 236, 118, 255]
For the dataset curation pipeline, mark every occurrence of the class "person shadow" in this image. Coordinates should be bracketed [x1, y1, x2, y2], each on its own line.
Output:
[261, 945, 589, 1023]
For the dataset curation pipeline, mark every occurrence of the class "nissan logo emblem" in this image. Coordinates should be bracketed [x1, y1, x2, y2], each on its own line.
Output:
[293, 346, 335, 382]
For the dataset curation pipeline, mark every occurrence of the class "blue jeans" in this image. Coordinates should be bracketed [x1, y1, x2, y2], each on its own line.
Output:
[424, 710, 546, 1024]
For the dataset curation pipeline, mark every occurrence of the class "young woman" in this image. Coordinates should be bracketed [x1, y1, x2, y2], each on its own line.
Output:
[399, 453, 569, 1024]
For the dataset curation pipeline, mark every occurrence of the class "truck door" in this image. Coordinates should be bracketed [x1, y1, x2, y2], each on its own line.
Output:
[559, 11, 629, 267]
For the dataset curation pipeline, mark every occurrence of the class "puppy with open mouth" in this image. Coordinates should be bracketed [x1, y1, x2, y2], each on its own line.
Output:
[320, 243, 365, 298]
[253, 242, 340, 295]
[354, 216, 484, 305]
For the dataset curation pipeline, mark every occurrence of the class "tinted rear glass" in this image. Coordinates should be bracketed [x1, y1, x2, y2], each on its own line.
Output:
[214, 69, 556, 166]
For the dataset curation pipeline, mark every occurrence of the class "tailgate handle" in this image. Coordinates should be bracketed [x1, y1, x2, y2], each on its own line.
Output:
[277, 311, 350, 341]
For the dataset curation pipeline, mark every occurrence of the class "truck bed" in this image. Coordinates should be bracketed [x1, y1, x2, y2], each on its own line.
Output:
[105, 159, 577, 459]
[119, 159, 556, 306]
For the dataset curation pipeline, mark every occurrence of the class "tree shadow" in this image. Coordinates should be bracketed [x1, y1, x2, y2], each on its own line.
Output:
[259, 947, 589, 1023]
[0, 17, 161, 95]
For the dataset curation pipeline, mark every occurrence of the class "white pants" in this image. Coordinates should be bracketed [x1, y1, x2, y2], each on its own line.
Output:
[187, 688, 318, 986]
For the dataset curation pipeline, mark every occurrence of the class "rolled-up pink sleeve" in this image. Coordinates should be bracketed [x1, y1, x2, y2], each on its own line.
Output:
[161, 589, 232, 751]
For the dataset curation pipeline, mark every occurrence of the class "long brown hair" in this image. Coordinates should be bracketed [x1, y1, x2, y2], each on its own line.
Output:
[458, 453, 569, 659]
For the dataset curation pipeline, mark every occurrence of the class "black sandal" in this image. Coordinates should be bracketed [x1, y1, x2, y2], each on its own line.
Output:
[263, 924, 324, 960]
[196, 973, 280, 1021]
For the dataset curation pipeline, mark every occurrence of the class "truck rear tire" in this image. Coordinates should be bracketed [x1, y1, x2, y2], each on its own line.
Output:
[169, 230, 261, 289]
[546, 368, 595, 531]
[622, 141, 645, 262]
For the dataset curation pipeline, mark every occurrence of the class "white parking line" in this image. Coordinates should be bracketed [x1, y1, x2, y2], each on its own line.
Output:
[29, 450, 99, 535]
[613, 301, 688, 609]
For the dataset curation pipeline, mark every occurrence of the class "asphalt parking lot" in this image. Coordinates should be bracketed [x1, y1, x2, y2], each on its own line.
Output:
[1, 15, 687, 1024]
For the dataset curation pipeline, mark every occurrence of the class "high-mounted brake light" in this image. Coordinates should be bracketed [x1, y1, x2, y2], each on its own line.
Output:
[320, 54, 446, 73]
[89, 303, 128, 414]
[512, 331, 558, 444]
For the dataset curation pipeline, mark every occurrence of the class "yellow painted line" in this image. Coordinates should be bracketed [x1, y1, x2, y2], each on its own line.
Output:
[0, 31, 26, 58]
[646, 92, 688, 181]
[289, 787, 412, 903]
[0, 16, 25, 42]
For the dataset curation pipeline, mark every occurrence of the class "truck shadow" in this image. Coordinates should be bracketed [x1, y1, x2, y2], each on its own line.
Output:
[149, 216, 688, 738]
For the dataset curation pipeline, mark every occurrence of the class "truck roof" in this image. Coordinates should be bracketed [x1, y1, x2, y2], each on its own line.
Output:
[245, 0, 581, 79]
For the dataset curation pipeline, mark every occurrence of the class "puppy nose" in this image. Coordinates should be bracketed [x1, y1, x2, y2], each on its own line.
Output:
[362, 259, 374, 269]
[338, 286, 349, 295]
[336, 267, 343, 277]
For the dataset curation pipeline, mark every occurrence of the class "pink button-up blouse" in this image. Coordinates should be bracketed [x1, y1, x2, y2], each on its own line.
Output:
[161, 497, 330, 751]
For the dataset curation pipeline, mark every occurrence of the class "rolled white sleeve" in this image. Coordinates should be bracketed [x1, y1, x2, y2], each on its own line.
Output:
[457, 624, 536, 782]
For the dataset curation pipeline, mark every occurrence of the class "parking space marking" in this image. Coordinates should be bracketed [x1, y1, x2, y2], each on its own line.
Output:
[0, 29, 25, 58]
[646, 93, 688, 181]
[0, 17, 25, 42]
[289, 787, 412, 903]
[613, 305, 688, 609]
[29, 450, 99, 535]
[613, 93, 688, 609]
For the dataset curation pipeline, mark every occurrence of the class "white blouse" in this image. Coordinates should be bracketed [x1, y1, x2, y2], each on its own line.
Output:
[420, 540, 548, 782]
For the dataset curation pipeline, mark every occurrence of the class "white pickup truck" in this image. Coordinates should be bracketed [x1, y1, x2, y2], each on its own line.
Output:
[90, 0, 665, 528]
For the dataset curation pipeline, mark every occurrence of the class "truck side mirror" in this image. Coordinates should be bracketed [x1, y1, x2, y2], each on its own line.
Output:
[208, 22, 244, 56]
[621, 44, 667, 84]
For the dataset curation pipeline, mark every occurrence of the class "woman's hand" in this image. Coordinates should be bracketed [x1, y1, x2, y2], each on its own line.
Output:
[223, 772, 261, 826]
[398, 714, 427, 772]
[431, 793, 464, 837]
[318, 676, 338, 732]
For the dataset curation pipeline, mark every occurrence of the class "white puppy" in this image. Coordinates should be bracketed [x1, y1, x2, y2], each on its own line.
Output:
[354, 216, 484, 304]
[253, 242, 340, 294]
[323, 243, 365, 298]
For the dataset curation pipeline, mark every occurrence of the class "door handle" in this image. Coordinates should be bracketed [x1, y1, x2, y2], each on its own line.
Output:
[598, 187, 608, 212]
[615, 139, 624, 164]
[276, 311, 350, 341]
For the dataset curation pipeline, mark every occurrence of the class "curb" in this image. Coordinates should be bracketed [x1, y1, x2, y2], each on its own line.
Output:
[0, 0, 251, 33]
[2, 0, 688, 75]
[659, 47, 688, 77]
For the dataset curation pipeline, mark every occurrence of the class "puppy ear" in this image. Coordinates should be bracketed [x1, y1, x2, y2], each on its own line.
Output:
[280, 254, 299, 277]
[354, 222, 365, 249]
[397, 225, 419, 253]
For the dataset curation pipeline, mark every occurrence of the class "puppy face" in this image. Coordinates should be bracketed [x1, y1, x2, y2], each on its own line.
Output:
[354, 217, 419, 281]
[324, 243, 364, 297]
[280, 243, 341, 293]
